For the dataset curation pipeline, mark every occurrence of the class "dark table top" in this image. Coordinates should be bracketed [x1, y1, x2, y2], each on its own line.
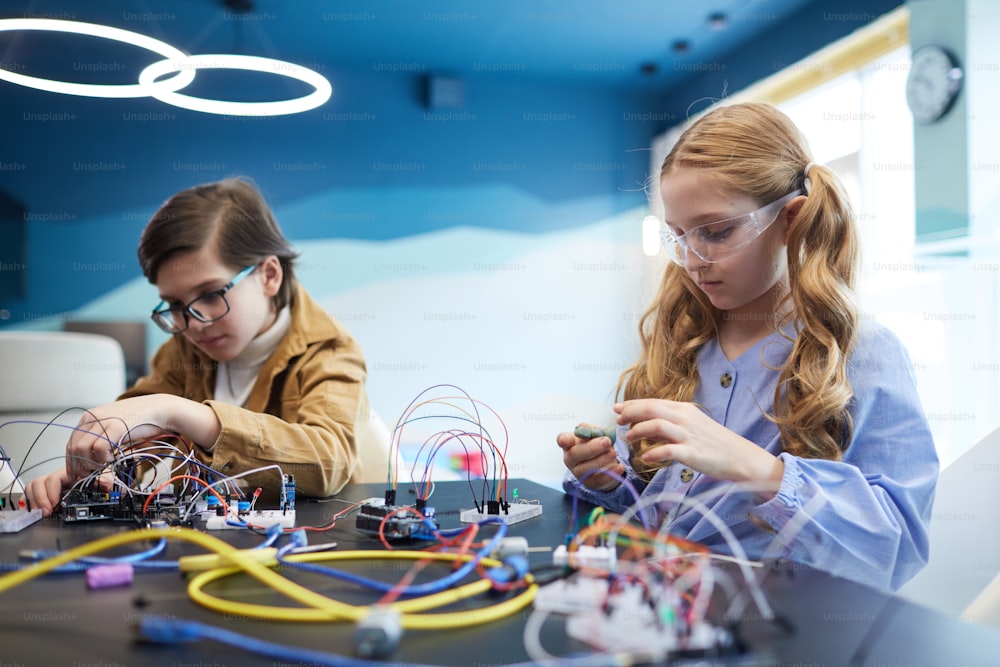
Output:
[1, 478, 999, 667]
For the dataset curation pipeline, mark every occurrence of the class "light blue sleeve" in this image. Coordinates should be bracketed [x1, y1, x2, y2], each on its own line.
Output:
[749, 323, 939, 591]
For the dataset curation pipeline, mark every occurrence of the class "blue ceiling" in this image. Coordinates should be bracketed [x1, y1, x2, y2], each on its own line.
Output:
[0, 0, 908, 321]
[1, 0, 833, 94]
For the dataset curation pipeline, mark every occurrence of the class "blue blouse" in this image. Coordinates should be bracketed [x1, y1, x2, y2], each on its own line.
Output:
[563, 321, 939, 591]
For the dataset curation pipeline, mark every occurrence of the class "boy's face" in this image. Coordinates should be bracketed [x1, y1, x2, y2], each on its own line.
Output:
[155, 246, 277, 362]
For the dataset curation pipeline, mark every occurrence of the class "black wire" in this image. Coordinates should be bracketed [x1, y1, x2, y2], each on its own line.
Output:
[4, 406, 127, 510]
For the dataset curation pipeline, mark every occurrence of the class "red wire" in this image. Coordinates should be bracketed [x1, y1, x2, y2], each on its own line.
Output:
[141, 474, 230, 515]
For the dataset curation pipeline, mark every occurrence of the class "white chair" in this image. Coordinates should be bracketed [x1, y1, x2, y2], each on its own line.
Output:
[0, 331, 126, 495]
[353, 390, 392, 484]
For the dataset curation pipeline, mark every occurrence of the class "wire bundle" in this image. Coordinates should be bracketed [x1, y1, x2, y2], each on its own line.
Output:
[385, 384, 511, 514]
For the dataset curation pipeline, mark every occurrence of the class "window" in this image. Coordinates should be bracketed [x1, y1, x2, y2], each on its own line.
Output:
[647, 9, 998, 467]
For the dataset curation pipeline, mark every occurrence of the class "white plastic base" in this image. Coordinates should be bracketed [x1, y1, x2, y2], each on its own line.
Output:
[0, 509, 43, 533]
[555, 576, 725, 657]
[459, 503, 542, 525]
[534, 576, 609, 613]
[205, 510, 296, 530]
[552, 544, 616, 571]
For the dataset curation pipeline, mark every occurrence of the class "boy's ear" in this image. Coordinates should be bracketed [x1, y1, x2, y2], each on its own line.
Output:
[259, 255, 283, 298]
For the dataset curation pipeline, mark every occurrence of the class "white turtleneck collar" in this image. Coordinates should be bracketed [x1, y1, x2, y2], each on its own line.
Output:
[214, 305, 292, 407]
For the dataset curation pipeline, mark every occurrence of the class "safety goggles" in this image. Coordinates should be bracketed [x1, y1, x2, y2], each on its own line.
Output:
[659, 190, 802, 265]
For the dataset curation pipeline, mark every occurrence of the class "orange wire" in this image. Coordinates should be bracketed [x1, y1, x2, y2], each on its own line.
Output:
[377, 505, 432, 550]
[141, 474, 230, 515]
[376, 558, 435, 605]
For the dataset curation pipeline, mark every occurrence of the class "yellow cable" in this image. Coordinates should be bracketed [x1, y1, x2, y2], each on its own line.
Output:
[0, 526, 537, 630]
[187, 549, 537, 629]
[0, 527, 358, 616]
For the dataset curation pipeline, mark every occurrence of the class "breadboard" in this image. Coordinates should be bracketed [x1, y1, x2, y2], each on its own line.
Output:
[460, 503, 542, 525]
[0, 509, 43, 533]
[205, 510, 296, 530]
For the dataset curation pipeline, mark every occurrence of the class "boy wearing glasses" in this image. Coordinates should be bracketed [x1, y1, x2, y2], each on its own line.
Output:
[25, 177, 369, 515]
[558, 103, 938, 592]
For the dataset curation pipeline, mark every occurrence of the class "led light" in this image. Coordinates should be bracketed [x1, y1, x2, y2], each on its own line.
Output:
[0, 18, 195, 98]
[138, 54, 332, 116]
[642, 215, 662, 257]
[0, 18, 334, 116]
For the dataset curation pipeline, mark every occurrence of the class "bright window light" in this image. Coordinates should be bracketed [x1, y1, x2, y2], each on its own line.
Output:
[642, 215, 662, 257]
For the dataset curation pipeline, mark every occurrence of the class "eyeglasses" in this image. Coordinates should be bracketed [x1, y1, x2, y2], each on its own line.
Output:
[150, 265, 256, 334]
[659, 190, 802, 266]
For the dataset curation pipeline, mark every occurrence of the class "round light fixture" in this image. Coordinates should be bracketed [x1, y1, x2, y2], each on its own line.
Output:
[0, 18, 195, 98]
[138, 54, 333, 116]
[0, 18, 333, 116]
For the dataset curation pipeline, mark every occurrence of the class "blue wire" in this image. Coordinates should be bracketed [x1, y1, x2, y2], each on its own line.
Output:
[4, 538, 179, 573]
[138, 617, 441, 667]
[572, 468, 652, 533]
[137, 616, 647, 667]
[77, 536, 168, 565]
[4, 522, 285, 574]
[278, 517, 508, 597]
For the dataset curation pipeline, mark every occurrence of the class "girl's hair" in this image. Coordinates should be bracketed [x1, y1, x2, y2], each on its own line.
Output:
[138, 176, 299, 311]
[619, 102, 860, 477]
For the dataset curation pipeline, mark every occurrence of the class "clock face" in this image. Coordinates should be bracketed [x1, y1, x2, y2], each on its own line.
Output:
[906, 45, 963, 125]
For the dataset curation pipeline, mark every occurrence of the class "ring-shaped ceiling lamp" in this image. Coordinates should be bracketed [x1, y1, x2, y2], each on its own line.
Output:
[0, 18, 195, 98]
[137, 54, 333, 116]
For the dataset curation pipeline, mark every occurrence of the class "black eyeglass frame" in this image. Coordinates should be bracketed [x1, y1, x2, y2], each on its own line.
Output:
[150, 264, 257, 334]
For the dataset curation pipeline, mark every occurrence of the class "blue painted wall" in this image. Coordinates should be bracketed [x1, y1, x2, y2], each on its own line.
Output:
[0, 0, 905, 324]
[0, 1, 908, 483]
[0, 66, 660, 324]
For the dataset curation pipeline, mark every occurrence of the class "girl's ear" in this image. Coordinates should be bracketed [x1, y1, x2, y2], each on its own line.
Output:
[782, 195, 808, 240]
[258, 255, 283, 298]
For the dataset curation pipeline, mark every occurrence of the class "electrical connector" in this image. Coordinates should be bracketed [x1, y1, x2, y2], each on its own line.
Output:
[486, 554, 530, 586]
[355, 504, 436, 540]
[281, 474, 296, 512]
[285, 528, 308, 550]
[553, 544, 616, 571]
[533, 576, 610, 613]
[135, 617, 203, 644]
[353, 605, 402, 659]
[490, 536, 529, 560]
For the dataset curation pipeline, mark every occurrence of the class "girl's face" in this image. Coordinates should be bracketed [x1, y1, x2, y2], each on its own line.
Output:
[660, 167, 792, 317]
[155, 246, 280, 362]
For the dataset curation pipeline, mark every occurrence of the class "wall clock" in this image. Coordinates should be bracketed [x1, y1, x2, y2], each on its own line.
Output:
[905, 44, 964, 125]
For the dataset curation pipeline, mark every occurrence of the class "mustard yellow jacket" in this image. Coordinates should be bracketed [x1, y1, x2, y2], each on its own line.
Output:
[119, 284, 368, 497]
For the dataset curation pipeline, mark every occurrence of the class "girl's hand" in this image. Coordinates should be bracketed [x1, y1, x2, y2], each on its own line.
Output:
[556, 423, 624, 491]
[615, 399, 783, 495]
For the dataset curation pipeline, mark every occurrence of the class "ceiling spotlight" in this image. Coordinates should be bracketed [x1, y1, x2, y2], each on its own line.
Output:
[223, 0, 255, 12]
[671, 40, 691, 55]
[708, 12, 728, 30]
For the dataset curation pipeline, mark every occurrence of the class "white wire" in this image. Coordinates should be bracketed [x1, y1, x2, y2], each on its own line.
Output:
[689, 555, 715, 625]
[596, 479, 781, 622]
[180, 463, 286, 519]
[522, 606, 559, 662]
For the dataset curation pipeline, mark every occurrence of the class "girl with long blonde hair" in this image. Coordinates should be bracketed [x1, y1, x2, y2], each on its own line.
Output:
[558, 102, 938, 591]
